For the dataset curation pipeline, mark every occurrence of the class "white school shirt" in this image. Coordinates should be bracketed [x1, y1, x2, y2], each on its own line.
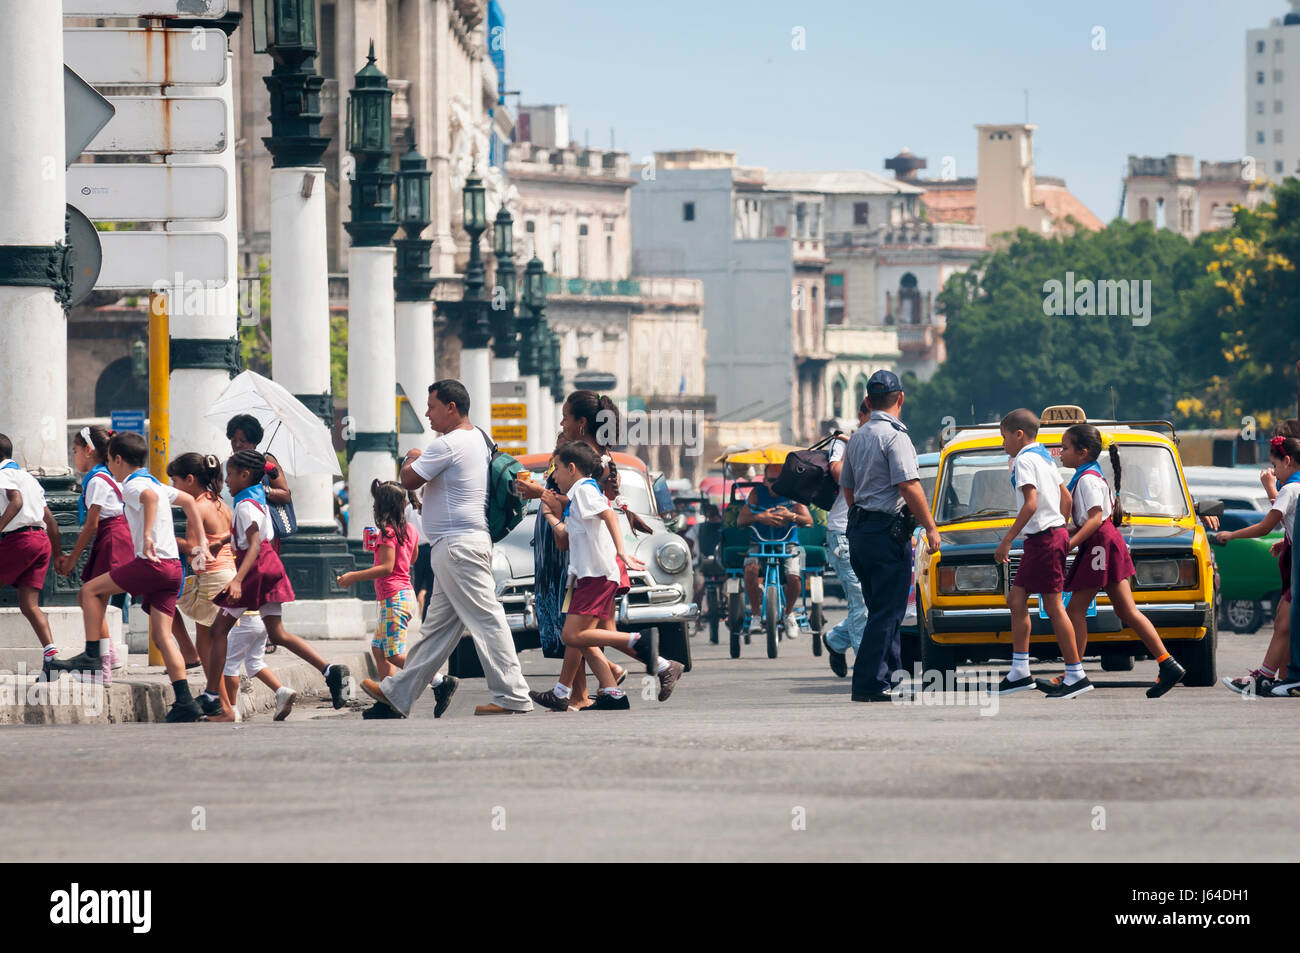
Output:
[1270, 480, 1300, 545]
[564, 478, 621, 585]
[121, 472, 181, 559]
[232, 497, 276, 553]
[1012, 443, 1066, 535]
[0, 464, 48, 531]
[411, 427, 490, 544]
[84, 471, 124, 519]
[1070, 469, 1113, 526]
[827, 438, 849, 534]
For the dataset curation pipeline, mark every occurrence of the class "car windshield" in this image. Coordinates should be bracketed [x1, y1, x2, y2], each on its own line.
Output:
[523, 466, 656, 518]
[919, 465, 939, 505]
[934, 443, 1190, 523]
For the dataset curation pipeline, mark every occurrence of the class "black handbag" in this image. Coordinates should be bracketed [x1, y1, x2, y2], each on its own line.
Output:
[772, 432, 842, 510]
[264, 475, 298, 538]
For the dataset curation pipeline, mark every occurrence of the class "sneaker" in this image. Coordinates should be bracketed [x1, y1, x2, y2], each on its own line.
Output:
[1255, 676, 1279, 698]
[824, 635, 848, 678]
[1034, 674, 1064, 693]
[581, 691, 630, 711]
[1146, 658, 1186, 698]
[198, 692, 223, 717]
[1043, 676, 1094, 699]
[273, 687, 297, 721]
[164, 699, 203, 723]
[784, 613, 800, 639]
[362, 701, 404, 719]
[326, 664, 351, 709]
[74, 650, 112, 687]
[45, 651, 101, 674]
[433, 675, 459, 718]
[529, 688, 570, 712]
[1221, 669, 1267, 696]
[657, 661, 685, 702]
[108, 644, 124, 671]
[997, 674, 1037, 694]
[1268, 679, 1300, 697]
[748, 619, 764, 635]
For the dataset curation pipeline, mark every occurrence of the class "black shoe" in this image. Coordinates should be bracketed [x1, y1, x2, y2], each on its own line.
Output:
[165, 699, 203, 723]
[824, 636, 848, 678]
[631, 635, 654, 667]
[1255, 676, 1280, 697]
[198, 693, 222, 717]
[1034, 674, 1063, 693]
[326, 664, 350, 709]
[582, 691, 630, 711]
[997, 674, 1037, 694]
[529, 688, 570, 712]
[1043, 676, 1094, 699]
[46, 651, 100, 673]
[184, 658, 203, 670]
[851, 691, 894, 702]
[433, 675, 459, 718]
[1268, 678, 1300, 697]
[1146, 658, 1185, 698]
[362, 701, 404, 719]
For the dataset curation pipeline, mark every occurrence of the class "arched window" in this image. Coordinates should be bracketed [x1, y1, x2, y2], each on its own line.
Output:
[854, 376, 868, 414]
[1138, 197, 1150, 221]
[832, 378, 845, 418]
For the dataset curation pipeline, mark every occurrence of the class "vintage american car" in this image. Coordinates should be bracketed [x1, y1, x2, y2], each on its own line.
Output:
[448, 451, 697, 677]
[908, 406, 1222, 685]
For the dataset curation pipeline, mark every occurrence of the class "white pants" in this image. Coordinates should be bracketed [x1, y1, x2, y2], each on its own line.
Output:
[224, 613, 268, 677]
[380, 532, 533, 715]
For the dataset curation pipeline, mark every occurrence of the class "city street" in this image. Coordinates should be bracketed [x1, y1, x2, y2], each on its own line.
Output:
[0, 604, 1293, 863]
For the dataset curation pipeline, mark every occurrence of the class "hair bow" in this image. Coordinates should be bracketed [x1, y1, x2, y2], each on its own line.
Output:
[1099, 432, 1114, 449]
[1272, 434, 1288, 451]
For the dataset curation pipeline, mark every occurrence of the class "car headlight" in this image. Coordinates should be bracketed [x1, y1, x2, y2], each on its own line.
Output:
[492, 549, 511, 592]
[655, 539, 690, 574]
[1132, 557, 1197, 590]
[937, 563, 1001, 594]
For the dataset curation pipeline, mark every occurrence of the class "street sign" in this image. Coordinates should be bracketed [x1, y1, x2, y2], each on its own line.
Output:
[63, 0, 229, 16]
[66, 204, 103, 307]
[492, 402, 527, 419]
[85, 97, 227, 155]
[63, 66, 116, 167]
[64, 29, 228, 87]
[96, 232, 229, 289]
[110, 410, 146, 436]
[492, 425, 527, 443]
[68, 165, 227, 221]
[498, 446, 528, 458]
[491, 380, 527, 400]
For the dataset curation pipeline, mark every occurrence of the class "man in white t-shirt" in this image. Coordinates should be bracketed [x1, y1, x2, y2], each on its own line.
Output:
[823, 403, 869, 677]
[360, 379, 533, 718]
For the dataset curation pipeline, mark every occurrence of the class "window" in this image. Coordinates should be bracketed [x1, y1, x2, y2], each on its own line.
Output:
[550, 220, 562, 274]
[826, 272, 845, 324]
[1275, 69, 1284, 83]
[854, 378, 867, 414]
[1276, 100, 1284, 114]
[1258, 131, 1266, 144]
[795, 202, 808, 237]
[831, 379, 844, 418]
[1138, 197, 1150, 220]
[1277, 160, 1286, 174]
[577, 222, 589, 277]
[605, 235, 613, 276]
[853, 202, 870, 226]
[1257, 40, 1265, 54]
[1258, 71, 1266, 85]
[1258, 100, 1266, 115]
[525, 220, 536, 257]
[1275, 130, 1284, 144]
[682, 202, 695, 222]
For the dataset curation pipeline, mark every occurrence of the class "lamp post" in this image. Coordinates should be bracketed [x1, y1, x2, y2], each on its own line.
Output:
[457, 165, 493, 426]
[518, 255, 547, 453]
[394, 132, 436, 455]
[257, 0, 357, 633]
[344, 43, 399, 550]
[490, 206, 519, 382]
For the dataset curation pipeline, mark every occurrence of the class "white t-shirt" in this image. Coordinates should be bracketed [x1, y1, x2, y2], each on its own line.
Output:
[121, 472, 181, 559]
[0, 464, 47, 531]
[411, 427, 490, 544]
[564, 478, 621, 584]
[1069, 469, 1113, 526]
[232, 497, 276, 553]
[84, 471, 124, 519]
[827, 438, 849, 533]
[1270, 481, 1300, 545]
[1012, 443, 1066, 535]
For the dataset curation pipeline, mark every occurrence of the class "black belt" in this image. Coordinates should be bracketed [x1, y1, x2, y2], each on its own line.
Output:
[1, 525, 42, 537]
[856, 509, 900, 521]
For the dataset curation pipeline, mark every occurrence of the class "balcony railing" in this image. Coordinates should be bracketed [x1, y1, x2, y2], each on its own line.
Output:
[544, 276, 702, 304]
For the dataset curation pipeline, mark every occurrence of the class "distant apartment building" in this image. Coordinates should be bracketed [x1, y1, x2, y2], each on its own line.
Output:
[1123, 155, 1267, 237]
[1246, 2, 1300, 184]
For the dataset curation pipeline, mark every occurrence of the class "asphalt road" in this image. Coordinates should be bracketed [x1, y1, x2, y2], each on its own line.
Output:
[1, 605, 1295, 862]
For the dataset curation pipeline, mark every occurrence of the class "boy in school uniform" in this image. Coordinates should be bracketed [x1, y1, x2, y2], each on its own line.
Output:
[993, 409, 1092, 698]
[0, 434, 62, 667]
[48, 432, 208, 722]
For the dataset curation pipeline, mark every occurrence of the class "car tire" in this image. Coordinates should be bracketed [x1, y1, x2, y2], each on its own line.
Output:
[919, 602, 960, 678]
[1170, 615, 1217, 687]
[658, 622, 691, 672]
[809, 603, 824, 656]
[765, 586, 780, 659]
[1101, 653, 1134, 672]
[1222, 599, 1264, 634]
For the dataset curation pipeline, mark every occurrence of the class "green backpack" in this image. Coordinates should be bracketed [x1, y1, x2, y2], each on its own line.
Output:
[477, 429, 524, 542]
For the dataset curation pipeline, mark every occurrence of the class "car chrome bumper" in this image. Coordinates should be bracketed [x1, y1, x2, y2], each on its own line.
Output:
[929, 602, 1211, 636]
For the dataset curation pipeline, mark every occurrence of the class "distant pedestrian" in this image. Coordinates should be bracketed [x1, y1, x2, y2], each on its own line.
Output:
[0, 433, 62, 674]
[823, 401, 870, 677]
[360, 380, 534, 718]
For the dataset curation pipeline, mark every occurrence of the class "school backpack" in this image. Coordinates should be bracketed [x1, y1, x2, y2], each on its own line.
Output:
[477, 429, 524, 543]
[772, 431, 843, 511]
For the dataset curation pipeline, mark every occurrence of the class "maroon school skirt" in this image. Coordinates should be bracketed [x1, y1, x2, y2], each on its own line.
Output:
[1012, 526, 1069, 594]
[568, 576, 618, 619]
[1064, 520, 1137, 592]
[110, 555, 183, 617]
[0, 527, 51, 590]
[82, 514, 133, 583]
[1280, 538, 1292, 602]
[214, 542, 295, 611]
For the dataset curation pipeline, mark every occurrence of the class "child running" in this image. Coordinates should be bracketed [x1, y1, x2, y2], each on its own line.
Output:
[994, 409, 1089, 697]
[167, 452, 236, 686]
[0, 433, 62, 674]
[1217, 432, 1300, 696]
[1045, 424, 1185, 698]
[528, 442, 683, 712]
[223, 609, 298, 720]
[47, 432, 208, 721]
[337, 480, 459, 719]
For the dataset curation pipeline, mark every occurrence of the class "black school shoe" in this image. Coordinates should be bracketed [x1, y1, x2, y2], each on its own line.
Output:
[326, 664, 351, 709]
[433, 675, 459, 718]
[361, 701, 404, 719]
[1042, 676, 1094, 699]
[582, 691, 630, 711]
[198, 693, 223, 717]
[529, 688, 570, 712]
[165, 699, 203, 723]
[1146, 658, 1186, 698]
[998, 674, 1037, 694]
[45, 652, 100, 674]
[823, 636, 848, 678]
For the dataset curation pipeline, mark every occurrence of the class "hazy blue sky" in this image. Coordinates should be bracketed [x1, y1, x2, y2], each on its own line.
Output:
[504, 0, 1291, 222]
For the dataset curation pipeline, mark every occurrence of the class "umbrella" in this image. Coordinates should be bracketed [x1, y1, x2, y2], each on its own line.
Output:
[205, 370, 342, 477]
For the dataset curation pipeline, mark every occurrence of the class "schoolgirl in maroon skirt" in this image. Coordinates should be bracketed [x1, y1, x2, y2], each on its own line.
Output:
[1053, 424, 1185, 698]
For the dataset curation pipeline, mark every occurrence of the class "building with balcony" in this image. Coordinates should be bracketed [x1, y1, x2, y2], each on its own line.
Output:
[1246, 3, 1300, 185]
[1122, 154, 1267, 238]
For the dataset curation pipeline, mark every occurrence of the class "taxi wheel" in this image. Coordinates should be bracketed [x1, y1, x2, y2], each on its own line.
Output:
[659, 623, 691, 673]
[1171, 620, 1217, 687]
[919, 603, 961, 677]
[765, 587, 780, 659]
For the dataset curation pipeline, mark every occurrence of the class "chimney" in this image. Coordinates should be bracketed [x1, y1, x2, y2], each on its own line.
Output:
[885, 148, 927, 181]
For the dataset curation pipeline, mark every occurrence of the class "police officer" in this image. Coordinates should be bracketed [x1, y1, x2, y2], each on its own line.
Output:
[838, 370, 942, 702]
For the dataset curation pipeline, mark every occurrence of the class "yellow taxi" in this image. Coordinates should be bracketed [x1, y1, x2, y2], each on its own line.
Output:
[909, 406, 1220, 685]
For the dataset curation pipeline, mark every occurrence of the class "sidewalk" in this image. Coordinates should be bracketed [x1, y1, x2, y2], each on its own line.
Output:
[0, 639, 373, 725]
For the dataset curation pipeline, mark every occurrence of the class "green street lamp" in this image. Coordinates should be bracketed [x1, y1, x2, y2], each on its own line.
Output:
[256, 0, 328, 168]
[252, 0, 316, 66]
[343, 42, 396, 248]
[547, 330, 565, 404]
[394, 132, 435, 302]
[458, 164, 492, 349]
[490, 205, 518, 361]
[517, 255, 546, 377]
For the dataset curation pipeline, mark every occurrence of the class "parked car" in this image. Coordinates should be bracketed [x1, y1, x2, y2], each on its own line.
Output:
[1213, 508, 1285, 633]
[1184, 466, 1271, 513]
[447, 451, 698, 678]
[899, 452, 941, 645]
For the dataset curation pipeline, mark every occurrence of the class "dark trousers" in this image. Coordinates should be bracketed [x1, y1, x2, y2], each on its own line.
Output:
[847, 517, 912, 695]
[1289, 507, 1299, 681]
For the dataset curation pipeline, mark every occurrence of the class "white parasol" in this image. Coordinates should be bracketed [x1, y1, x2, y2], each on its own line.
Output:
[205, 370, 342, 476]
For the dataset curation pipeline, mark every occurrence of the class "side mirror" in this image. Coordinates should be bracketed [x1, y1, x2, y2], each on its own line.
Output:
[665, 512, 686, 534]
[1195, 498, 1225, 519]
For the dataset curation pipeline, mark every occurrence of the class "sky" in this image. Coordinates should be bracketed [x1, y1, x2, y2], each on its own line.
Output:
[504, 0, 1293, 222]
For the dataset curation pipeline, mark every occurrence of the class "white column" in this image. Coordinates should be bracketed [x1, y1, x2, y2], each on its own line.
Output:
[269, 165, 333, 530]
[491, 356, 517, 381]
[524, 374, 542, 454]
[347, 246, 398, 539]
[461, 347, 491, 429]
[0, 0, 65, 471]
[395, 298, 434, 455]
[169, 50, 238, 460]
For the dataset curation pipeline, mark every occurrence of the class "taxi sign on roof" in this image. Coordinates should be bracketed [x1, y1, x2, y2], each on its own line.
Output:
[1040, 405, 1086, 424]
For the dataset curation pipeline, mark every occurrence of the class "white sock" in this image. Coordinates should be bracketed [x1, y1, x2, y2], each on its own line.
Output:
[626, 633, 640, 651]
[200, 690, 218, 701]
[431, 673, 445, 688]
[1008, 652, 1031, 680]
[599, 686, 625, 698]
[552, 681, 571, 699]
[43, 645, 58, 659]
[656, 657, 670, 674]
[1064, 662, 1086, 685]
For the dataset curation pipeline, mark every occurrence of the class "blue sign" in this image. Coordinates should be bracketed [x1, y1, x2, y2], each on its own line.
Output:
[110, 410, 146, 436]
[1038, 591, 1097, 619]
